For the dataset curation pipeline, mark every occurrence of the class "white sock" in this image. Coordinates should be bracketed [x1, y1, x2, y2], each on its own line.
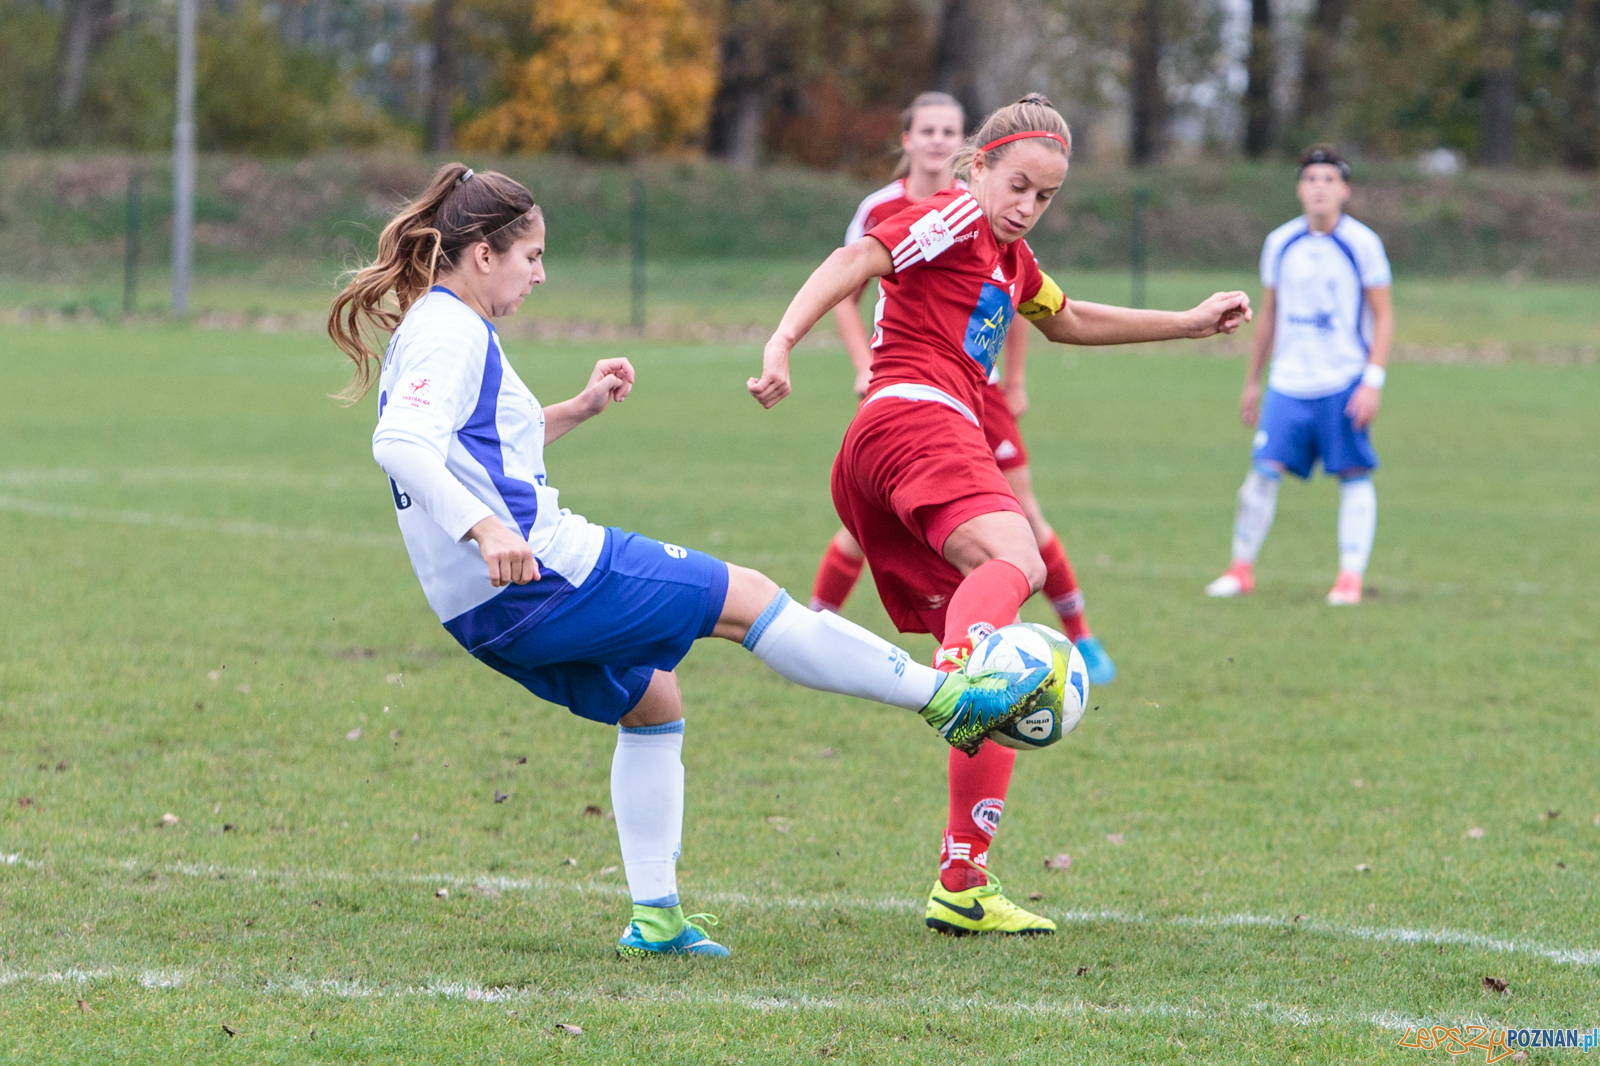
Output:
[744, 591, 942, 711]
[1338, 476, 1377, 575]
[1231, 467, 1280, 563]
[610, 721, 684, 907]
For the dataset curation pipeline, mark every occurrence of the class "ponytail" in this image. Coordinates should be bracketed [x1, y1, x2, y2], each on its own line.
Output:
[328, 162, 542, 403]
[950, 93, 1071, 182]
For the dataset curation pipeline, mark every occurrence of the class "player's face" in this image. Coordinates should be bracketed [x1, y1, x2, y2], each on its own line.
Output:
[1296, 164, 1350, 218]
[970, 141, 1067, 243]
[481, 221, 546, 318]
[901, 105, 964, 176]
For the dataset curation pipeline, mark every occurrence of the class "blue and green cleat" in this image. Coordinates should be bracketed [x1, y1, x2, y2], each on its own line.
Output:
[1073, 635, 1116, 686]
[616, 905, 729, 959]
[920, 662, 1055, 756]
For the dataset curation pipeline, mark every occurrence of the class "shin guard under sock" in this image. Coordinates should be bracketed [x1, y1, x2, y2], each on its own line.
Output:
[937, 559, 1033, 670]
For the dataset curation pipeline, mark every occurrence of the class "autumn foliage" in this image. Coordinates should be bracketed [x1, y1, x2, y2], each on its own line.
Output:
[460, 0, 717, 159]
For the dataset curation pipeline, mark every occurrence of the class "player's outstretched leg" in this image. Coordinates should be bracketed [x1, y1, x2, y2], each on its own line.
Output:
[724, 575, 1052, 756]
[1207, 464, 1280, 597]
[810, 528, 866, 612]
[1328, 473, 1375, 605]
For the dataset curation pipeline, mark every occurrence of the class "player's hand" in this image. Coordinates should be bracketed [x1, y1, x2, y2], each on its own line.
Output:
[852, 366, 872, 398]
[748, 342, 793, 408]
[1006, 384, 1029, 419]
[1239, 381, 1263, 426]
[1188, 291, 1252, 337]
[1346, 383, 1382, 429]
[575, 357, 635, 418]
[467, 516, 539, 587]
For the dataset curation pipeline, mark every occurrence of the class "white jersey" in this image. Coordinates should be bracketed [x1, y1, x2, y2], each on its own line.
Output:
[372, 287, 605, 649]
[1260, 215, 1391, 399]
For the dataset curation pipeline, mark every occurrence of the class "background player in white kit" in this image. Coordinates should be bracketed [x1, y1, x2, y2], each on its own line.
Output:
[1207, 145, 1395, 605]
[327, 163, 1055, 960]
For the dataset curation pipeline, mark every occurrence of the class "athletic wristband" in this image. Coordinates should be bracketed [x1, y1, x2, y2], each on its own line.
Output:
[1361, 364, 1386, 390]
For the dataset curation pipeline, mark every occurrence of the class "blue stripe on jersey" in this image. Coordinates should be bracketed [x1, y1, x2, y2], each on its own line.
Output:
[438, 290, 541, 538]
[1271, 224, 1311, 288]
[1325, 230, 1370, 355]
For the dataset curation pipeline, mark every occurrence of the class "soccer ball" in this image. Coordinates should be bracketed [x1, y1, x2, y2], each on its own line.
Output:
[964, 623, 1089, 751]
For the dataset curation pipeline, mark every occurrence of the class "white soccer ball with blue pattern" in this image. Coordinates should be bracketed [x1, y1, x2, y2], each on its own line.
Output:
[964, 623, 1089, 751]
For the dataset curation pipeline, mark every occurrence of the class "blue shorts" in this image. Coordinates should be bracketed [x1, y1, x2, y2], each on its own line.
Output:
[1253, 381, 1379, 479]
[472, 528, 730, 725]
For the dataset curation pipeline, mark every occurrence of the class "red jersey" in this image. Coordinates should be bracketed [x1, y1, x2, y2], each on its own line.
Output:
[862, 188, 1050, 417]
[845, 179, 916, 245]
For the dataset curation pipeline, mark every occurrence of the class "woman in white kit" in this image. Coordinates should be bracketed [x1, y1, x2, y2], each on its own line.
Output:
[327, 163, 1051, 959]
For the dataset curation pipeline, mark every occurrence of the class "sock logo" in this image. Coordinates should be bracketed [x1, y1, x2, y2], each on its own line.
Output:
[970, 798, 1004, 836]
[966, 622, 997, 645]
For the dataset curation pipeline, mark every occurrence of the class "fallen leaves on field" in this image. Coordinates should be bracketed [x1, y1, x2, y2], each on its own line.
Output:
[223, 824, 237, 832]
[1350, 778, 1364, 788]
[207, 670, 222, 681]
[236, 684, 251, 695]
[1466, 827, 1486, 839]
[1074, 966, 1089, 976]
[817, 748, 835, 759]
[600, 865, 619, 875]
[386, 673, 403, 685]
[1044, 854, 1073, 871]
[1106, 833, 1124, 846]
[345, 726, 362, 741]
[1355, 863, 1372, 872]
[1542, 809, 1561, 821]
[516, 756, 527, 765]
[160, 812, 179, 827]
[1482, 976, 1509, 995]
[766, 816, 791, 832]
[494, 791, 509, 804]
[562, 857, 577, 866]
[76, 999, 89, 1013]
[583, 805, 603, 817]
[1510, 1052, 1528, 1062]
[435, 887, 449, 899]
[390, 729, 402, 742]
[221, 1024, 238, 1037]
[1027, 891, 1043, 901]
[1593, 813, 1600, 826]
[556, 1023, 583, 1035]
[17, 797, 34, 809]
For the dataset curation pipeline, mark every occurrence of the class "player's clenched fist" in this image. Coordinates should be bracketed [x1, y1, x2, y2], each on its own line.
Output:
[467, 515, 540, 586]
[1187, 291, 1252, 337]
[748, 343, 793, 408]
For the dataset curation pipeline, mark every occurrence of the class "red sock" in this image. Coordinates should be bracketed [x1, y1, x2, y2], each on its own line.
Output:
[809, 540, 864, 612]
[1039, 535, 1090, 642]
[936, 559, 1032, 670]
[939, 740, 1016, 891]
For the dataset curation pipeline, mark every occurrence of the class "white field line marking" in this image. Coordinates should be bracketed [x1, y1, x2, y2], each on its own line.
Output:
[142, 859, 1600, 969]
[0, 495, 394, 549]
[0, 967, 185, 989]
[2, 852, 44, 869]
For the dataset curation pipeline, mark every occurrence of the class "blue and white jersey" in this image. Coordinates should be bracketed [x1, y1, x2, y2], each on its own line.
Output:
[1260, 215, 1391, 399]
[372, 287, 605, 651]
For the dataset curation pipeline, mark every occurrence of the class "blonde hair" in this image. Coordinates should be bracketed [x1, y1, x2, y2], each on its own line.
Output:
[327, 162, 542, 402]
[951, 93, 1071, 182]
[891, 91, 965, 179]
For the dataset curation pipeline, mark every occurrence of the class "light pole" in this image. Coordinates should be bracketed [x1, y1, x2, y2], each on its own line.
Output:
[171, 0, 196, 315]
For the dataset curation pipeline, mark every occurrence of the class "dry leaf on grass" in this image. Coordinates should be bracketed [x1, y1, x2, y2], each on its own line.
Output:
[386, 673, 403, 685]
[390, 729, 402, 742]
[221, 1024, 238, 1037]
[556, 1023, 583, 1035]
[1482, 976, 1509, 995]
[1542, 809, 1561, 821]
[1510, 1052, 1528, 1062]
[494, 791, 509, 804]
[583, 805, 603, 817]
[236, 684, 251, 695]
[1106, 833, 1124, 846]
[1466, 827, 1486, 838]
[599, 865, 619, 875]
[434, 887, 449, 899]
[345, 727, 362, 741]
[516, 756, 527, 765]
[563, 857, 577, 867]
[817, 748, 835, 759]
[1350, 779, 1364, 788]
[1074, 966, 1089, 976]
[1044, 854, 1073, 871]
[76, 999, 89, 1013]
[207, 670, 222, 681]
[160, 812, 179, 826]
[223, 824, 237, 832]
[1027, 891, 1043, 901]
[17, 797, 34, 809]
[1356, 863, 1372, 872]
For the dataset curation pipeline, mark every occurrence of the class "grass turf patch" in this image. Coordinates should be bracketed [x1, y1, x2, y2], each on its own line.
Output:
[1, 322, 1597, 1063]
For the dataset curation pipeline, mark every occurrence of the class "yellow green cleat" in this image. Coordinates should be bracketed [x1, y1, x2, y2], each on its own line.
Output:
[924, 875, 1057, 936]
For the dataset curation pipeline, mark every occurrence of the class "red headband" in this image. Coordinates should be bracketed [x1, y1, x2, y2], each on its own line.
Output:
[980, 131, 1070, 154]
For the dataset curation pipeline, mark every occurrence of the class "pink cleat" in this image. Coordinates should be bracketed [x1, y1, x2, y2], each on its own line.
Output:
[1326, 570, 1363, 605]
[1205, 561, 1255, 598]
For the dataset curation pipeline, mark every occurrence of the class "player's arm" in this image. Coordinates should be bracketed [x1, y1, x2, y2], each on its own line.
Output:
[832, 282, 875, 397]
[543, 357, 636, 444]
[1239, 287, 1275, 426]
[1346, 285, 1393, 429]
[1001, 324, 1029, 418]
[1031, 283, 1252, 346]
[750, 238, 895, 408]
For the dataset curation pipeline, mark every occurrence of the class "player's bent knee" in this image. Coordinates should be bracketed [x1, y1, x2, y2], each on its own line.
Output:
[713, 564, 782, 643]
[619, 669, 682, 728]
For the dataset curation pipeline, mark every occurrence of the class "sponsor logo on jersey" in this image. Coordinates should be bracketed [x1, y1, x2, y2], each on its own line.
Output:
[971, 798, 1005, 836]
[908, 210, 955, 260]
[1287, 310, 1337, 331]
[397, 376, 434, 409]
[991, 265, 1007, 282]
[663, 543, 688, 559]
[962, 283, 1016, 375]
[993, 439, 1019, 460]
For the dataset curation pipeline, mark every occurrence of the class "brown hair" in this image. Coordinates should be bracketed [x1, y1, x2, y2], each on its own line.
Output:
[1298, 143, 1351, 180]
[327, 162, 542, 402]
[951, 93, 1071, 182]
[891, 91, 965, 179]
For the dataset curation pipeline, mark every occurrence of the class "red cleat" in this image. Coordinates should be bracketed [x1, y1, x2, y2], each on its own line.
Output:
[1205, 561, 1255, 598]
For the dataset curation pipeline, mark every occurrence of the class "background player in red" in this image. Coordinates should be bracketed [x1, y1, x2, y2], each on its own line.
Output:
[813, 92, 1118, 684]
[753, 94, 1251, 935]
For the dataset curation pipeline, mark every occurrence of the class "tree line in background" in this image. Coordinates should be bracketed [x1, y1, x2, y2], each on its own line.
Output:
[0, 0, 1595, 168]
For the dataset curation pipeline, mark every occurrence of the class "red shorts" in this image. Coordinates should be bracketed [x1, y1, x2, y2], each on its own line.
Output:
[982, 384, 1029, 471]
[831, 397, 1024, 639]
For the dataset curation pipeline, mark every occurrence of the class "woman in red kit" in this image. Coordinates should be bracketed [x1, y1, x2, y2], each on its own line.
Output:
[752, 94, 1251, 935]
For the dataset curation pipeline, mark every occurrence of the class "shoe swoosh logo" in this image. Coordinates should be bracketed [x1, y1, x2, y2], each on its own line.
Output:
[935, 897, 985, 921]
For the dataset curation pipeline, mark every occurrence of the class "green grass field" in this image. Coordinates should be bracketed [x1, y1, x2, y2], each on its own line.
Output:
[2, 296, 1598, 1063]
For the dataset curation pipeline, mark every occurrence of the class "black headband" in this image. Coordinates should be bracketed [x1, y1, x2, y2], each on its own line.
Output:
[1299, 150, 1351, 180]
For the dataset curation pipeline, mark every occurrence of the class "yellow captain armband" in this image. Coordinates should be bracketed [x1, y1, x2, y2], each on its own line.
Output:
[1018, 271, 1066, 321]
